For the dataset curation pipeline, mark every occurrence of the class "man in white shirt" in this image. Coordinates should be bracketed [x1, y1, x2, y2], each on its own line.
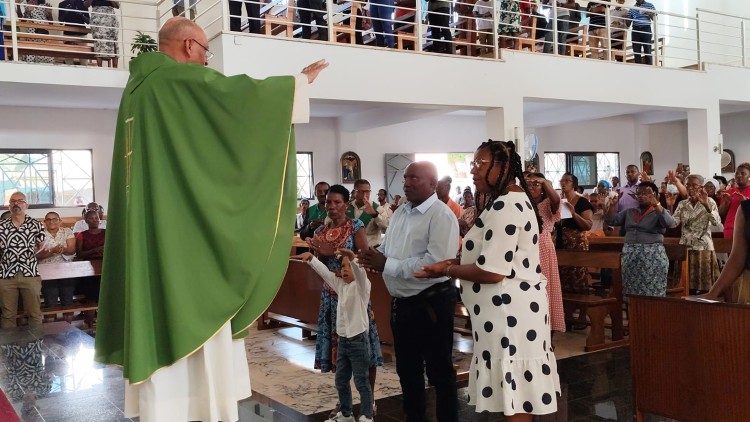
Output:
[472, 0, 493, 54]
[72, 202, 107, 233]
[358, 162, 459, 422]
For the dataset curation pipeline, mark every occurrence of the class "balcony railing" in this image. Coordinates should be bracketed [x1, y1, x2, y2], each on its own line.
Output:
[0, 0, 749, 71]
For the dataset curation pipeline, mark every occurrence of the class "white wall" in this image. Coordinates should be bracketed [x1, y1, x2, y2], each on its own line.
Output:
[295, 117, 339, 191]
[336, 114, 487, 193]
[0, 106, 116, 218]
[645, 120, 690, 178]
[721, 112, 750, 176]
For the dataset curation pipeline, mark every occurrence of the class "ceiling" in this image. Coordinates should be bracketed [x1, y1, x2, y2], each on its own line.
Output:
[3, 80, 750, 129]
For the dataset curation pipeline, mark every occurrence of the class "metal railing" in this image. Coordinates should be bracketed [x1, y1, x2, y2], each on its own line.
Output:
[1, 0, 750, 71]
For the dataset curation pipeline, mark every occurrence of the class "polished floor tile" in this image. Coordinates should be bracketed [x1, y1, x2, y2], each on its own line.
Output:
[0, 323, 640, 422]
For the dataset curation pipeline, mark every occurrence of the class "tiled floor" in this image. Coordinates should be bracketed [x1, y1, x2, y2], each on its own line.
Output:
[0, 323, 635, 421]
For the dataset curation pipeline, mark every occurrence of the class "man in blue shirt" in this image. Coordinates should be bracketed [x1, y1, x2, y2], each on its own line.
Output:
[628, 0, 656, 64]
[358, 161, 460, 422]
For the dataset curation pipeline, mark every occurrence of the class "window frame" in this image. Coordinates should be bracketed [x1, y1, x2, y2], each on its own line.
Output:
[0, 148, 95, 209]
[296, 151, 315, 200]
[543, 151, 620, 190]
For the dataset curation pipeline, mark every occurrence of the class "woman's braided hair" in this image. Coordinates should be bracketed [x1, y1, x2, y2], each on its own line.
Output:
[474, 139, 543, 231]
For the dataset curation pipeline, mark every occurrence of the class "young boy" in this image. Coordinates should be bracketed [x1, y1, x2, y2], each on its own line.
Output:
[292, 249, 373, 422]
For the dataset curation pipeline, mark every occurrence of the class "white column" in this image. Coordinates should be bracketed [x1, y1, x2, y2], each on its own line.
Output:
[687, 105, 722, 178]
[486, 100, 526, 168]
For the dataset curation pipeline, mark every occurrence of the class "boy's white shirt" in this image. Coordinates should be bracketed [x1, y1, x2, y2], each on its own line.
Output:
[308, 256, 371, 339]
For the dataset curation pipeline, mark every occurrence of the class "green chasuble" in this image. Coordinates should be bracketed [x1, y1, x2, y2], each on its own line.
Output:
[95, 52, 297, 384]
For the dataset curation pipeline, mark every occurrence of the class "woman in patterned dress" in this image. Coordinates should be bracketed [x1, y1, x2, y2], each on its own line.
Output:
[525, 172, 565, 333]
[418, 141, 560, 420]
[557, 172, 593, 294]
[672, 175, 722, 294]
[606, 182, 677, 298]
[18, 0, 54, 64]
[498, 0, 521, 48]
[307, 184, 384, 408]
[85, 0, 119, 67]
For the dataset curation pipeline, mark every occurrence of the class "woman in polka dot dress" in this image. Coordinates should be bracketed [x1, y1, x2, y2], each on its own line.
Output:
[417, 141, 560, 419]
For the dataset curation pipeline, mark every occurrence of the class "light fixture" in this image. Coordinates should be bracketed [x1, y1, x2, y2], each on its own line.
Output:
[712, 134, 723, 154]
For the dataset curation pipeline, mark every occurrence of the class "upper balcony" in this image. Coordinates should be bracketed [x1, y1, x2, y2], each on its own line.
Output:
[2, 0, 750, 110]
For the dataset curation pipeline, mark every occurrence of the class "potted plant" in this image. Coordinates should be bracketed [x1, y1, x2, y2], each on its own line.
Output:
[131, 31, 157, 58]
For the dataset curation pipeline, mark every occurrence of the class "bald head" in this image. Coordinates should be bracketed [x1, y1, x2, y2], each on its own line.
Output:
[158, 17, 209, 65]
[403, 161, 438, 206]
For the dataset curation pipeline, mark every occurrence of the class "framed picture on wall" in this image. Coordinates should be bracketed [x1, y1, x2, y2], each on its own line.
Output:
[640, 151, 654, 175]
[721, 149, 736, 173]
[340, 151, 361, 183]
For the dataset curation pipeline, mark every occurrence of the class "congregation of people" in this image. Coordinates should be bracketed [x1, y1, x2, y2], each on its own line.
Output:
[0, 196, 106, 328]
[290, 144, 750, 420]
[1, 0, 661, 67]
[228, 0, 658, 63]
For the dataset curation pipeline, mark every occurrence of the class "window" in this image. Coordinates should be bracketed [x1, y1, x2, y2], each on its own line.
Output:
[0, 149, 94, 208]
[415, 152, 475, 193]
[544, 152, 620, 189]
[296, 152, 314, 200]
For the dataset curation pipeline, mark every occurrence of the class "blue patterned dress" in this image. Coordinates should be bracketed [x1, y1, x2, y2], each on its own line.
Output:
[313, 218, 383, 372]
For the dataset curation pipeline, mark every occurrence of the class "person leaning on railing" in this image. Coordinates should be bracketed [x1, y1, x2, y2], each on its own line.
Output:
[428, 0, 453, 53]
[228, 0, 260, 33]
[543, 0, 577, 55]
[587, 0, 606, 59]
[58, 0, 90, 64]
[84, 0, 119, 67]
[17, 0, 55, 64]
[610, 0, 629, 54]
[628, 0, 655, 65]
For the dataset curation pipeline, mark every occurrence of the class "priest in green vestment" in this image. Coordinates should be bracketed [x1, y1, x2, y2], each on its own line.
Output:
[94, 17, 328, 422]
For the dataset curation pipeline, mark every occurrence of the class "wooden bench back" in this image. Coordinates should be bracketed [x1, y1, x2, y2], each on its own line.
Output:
[556, 250, 621, 269]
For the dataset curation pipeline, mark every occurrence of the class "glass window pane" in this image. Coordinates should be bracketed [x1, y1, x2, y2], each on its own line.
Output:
[0, 152, 53, 205]
[571, 154, 597, 188]
[596, 153, 620, 186]
[543, 153, 566, 189]
[52, 150, 94, 206]
[296, 153, 313, 199]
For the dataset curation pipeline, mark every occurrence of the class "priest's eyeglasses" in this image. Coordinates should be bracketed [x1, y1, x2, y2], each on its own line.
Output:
[190, 39, 214, 61]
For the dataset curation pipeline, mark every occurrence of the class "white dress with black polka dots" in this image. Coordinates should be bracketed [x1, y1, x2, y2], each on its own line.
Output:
[459, 192, 561, 415]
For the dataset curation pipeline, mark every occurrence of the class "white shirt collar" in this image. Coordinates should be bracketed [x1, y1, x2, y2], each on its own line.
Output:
[408, 193, 438, 214]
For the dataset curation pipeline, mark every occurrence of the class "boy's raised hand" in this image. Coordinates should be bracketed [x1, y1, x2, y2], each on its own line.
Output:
[291, 252, 314, 262]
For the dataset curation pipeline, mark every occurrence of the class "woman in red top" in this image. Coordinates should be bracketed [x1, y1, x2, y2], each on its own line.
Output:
[719, 163, 750, 239]
[76, 210, 105, 260]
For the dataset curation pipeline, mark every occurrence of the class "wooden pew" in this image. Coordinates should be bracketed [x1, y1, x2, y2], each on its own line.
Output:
[2, 20, 103, 65]
[557, 250, 627, 352]
[37, 260, 101, 326]
[630, 296, 750, 421]
[590, 236, 732, 297]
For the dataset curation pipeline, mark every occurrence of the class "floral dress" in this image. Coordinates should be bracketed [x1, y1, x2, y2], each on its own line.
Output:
[313, 219, 383, 372]
[672, 198, 721, 292]
[498, 0, 521, 35]
[22, 3, 54, 64]
[91, 1, 119, 59]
